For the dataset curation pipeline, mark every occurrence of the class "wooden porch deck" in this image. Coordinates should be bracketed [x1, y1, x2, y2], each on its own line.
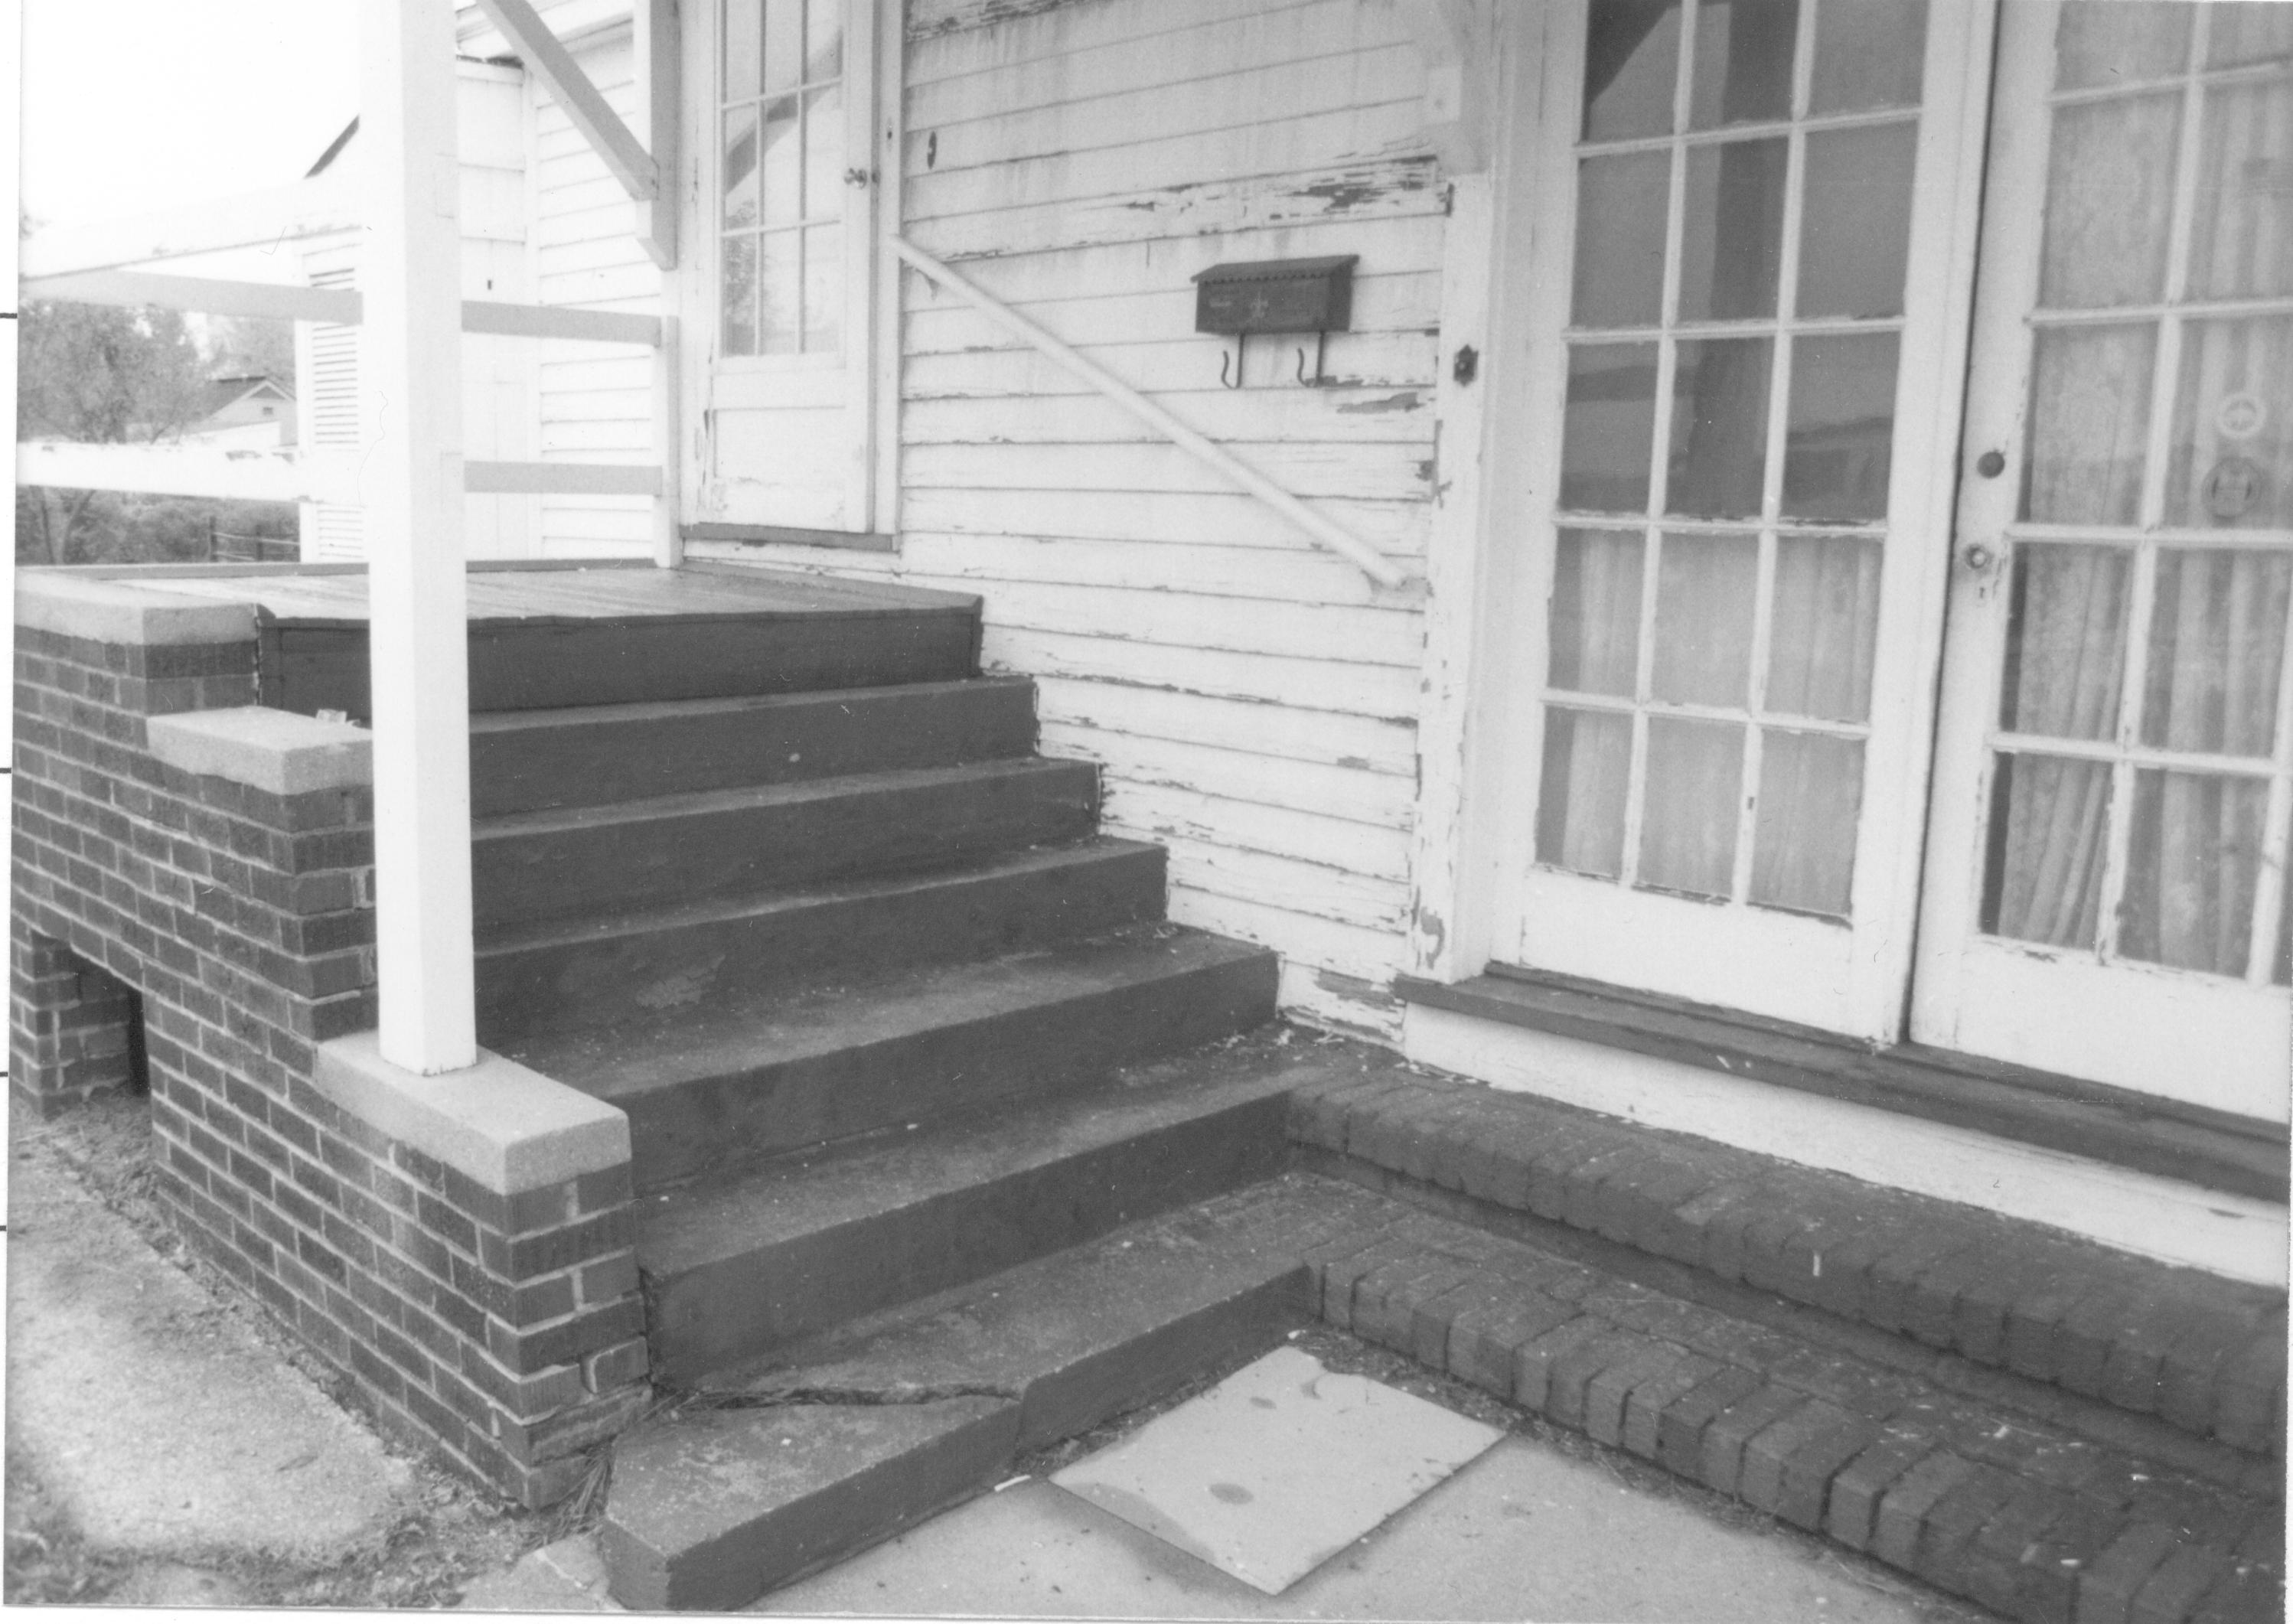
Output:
[145, 561, 972, 628]
[128, 562, 983, 715]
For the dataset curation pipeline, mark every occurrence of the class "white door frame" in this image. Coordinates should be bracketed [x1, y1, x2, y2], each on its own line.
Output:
[1909, 0, 2293, 1120]
[1414, 0, 2001, 1044]
[677, 0, 892, 536]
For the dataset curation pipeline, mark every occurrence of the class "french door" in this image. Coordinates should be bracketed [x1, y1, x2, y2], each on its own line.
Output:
[1498, 0, 2292, 1121]
[1912, 0, 2293, 1120]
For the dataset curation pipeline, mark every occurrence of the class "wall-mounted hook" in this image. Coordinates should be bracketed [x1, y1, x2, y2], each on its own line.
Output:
[1295, 331, 1329, 387]
[1220, 333, 1248, 389]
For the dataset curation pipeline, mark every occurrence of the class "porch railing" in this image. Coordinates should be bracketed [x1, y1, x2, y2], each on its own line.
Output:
[12, 0, 683, 1078]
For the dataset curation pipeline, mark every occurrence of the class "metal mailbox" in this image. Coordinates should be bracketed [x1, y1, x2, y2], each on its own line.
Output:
[1190, 256, 1358, 335]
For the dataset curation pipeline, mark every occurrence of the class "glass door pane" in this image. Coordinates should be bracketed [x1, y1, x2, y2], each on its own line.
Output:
[1980, 8, 2293, 988]
[1539, 0, 1919, 925]
[1913, 0, 2293, 1119]
[719, 0, 844, 357]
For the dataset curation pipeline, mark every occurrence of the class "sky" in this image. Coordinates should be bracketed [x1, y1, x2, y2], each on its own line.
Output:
[18, 0, 360, 229]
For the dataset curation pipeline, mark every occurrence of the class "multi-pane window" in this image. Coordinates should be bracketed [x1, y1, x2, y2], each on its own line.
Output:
[1981, 2, 2293, 983]
[1537, 0, 1924, 919]
[719, 0, 843, 356]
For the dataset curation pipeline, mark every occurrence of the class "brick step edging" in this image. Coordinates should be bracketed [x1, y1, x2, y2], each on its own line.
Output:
[1289, 1068, 2288, 1461]
[1300, 1188, 2282, 1624]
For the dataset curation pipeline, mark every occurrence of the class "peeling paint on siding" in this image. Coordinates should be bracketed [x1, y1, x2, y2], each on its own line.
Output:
[908, 0, 1089, 42]
[1335, 391, 1425, 415]
[1412, 902, 1447, 960]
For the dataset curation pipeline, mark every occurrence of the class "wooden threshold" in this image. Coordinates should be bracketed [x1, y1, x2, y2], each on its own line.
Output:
[1393, 967, 2289, 1205]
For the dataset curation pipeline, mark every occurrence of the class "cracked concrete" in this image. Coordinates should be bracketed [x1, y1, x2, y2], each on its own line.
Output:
[5, 1130, 413, 1564]
[679, 1382, 1026, 1409]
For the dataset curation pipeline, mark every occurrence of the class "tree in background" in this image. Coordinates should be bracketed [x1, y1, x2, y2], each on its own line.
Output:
[201, 313, 297, 383]
[15, 302, 297, 566]
[16, 300, 208, 564]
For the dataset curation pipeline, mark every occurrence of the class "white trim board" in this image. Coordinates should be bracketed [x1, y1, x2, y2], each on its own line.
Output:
[1403, 1003, 2291, 1289]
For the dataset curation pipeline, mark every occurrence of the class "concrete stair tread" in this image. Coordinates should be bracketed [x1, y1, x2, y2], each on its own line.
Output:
[602, 1160, 2280, 1617]
[691, 1176, 1381, 1406]
[601, 1177, 1387, 1609]
[467, 674, 1032, 735]
[628, 1000, 1295, 1378]
[470, 756, 1099, 929]
[511, 924, 1267, 1111]
[632, 1042, 1303, 1277]
[475, 836, 1163, 957]
[474, 757, 1082, 842]
[468, 677, 1039, 818]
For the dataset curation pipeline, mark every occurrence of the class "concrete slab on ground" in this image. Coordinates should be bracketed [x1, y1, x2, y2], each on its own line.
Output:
[1051, 1345, 1502, 1594]
[5, 1132, 413, 1563]
[758, 1436, 1978, 1622]
[458, 1534, 624, 1612]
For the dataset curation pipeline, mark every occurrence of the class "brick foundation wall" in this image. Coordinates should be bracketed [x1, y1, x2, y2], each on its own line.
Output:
[9, 579, 650, 1508]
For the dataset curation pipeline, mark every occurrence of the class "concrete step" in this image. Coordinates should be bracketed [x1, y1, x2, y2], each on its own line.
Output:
[631, 1023, 1295, 1382]
[269, 579, 981, 716]
[602, 1150, 2281, 1620]
[471, 758, 1101, 929]
[1286, 1056, 2291, 1467]
[475, 838, 1169, 1048]
[469, 677, 1039, 817]
[510, 923, 1278, 1195]
[599, 1177, 1375, 1609]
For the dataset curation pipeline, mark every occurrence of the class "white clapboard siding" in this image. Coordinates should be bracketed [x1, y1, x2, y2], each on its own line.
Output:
[902, 441, 1434, 505]
[902, 387, 1432, 448]
[896, 531, 1415, 611]
[1032, 673, 1414, 774]
[904, 573, 1424, 667]
[905, 331, 1438, 400]
[911, 158, 1442, 262]
[902, 488, 1431, 556]
[1036, 720, 1416, 836]
[902, 216, 1437, 303]
[1144, 828, 1407, 935]
[902, 272, 1443, 353]
[529, 27, 658, 556]
[905, 100, 1427, 223]
[1106, 780, 1412, 882]
[912, 2, 1401, 120]
[1163, 883, 1408, 989]
[996, 625, 1420, 720]
[909, 44, 1421, 170]
[907, 0, 1332, 80]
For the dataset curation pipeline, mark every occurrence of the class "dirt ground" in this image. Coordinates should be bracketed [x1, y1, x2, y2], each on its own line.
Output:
[2, 1091, 564, 1609]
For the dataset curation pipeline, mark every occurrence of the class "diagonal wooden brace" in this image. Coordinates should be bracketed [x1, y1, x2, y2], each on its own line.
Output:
[475, 0, 658, 201]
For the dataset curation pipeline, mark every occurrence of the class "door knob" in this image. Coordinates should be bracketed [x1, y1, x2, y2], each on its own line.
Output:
[1975, 449, 2006, 478]
[1962, 543, 1996, 572]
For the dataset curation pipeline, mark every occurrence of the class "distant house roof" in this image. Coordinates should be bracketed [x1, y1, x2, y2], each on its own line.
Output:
[197, 375, 295, 419]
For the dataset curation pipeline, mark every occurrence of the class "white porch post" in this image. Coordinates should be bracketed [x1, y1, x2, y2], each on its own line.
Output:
[360, 0, 478, 1075]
